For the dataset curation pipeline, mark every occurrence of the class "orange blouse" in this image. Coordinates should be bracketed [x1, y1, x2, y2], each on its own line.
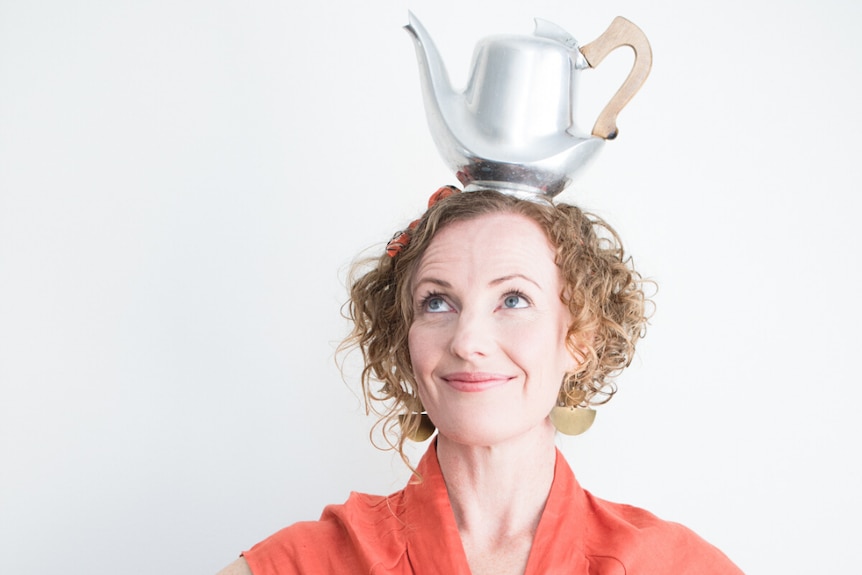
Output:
[243, 442, 743, 574]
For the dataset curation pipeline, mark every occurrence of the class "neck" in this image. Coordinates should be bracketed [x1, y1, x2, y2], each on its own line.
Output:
[435, 422, 558, 543]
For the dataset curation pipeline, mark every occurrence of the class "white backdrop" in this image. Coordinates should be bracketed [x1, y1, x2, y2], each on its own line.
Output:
[2, 1, 860, 573]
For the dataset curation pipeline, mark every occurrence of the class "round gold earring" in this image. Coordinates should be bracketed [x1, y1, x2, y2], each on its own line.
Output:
[398, 412, 436, 442]
[549, 404, 596, 436]
[398, 395, 435, 441]
[551, 376, 596, 436]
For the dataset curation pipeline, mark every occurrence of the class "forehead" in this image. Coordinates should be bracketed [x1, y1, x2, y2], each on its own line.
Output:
[412, 212, 558, 284]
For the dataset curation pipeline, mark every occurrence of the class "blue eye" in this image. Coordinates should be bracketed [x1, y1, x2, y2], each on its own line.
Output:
[423, 295, 452, 313]
[503, 293, 528, 309]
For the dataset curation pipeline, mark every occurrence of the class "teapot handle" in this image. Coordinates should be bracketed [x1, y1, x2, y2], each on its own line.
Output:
[580, 16, 652, 140]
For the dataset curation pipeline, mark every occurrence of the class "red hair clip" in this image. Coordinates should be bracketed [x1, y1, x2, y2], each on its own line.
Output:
[386, 186, 460, 258]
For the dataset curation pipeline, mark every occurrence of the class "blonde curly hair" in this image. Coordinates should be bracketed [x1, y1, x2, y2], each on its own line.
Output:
[341, 189, 651, 464]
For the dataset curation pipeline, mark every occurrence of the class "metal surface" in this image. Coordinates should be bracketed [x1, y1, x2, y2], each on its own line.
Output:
[405, 12, 605, 199]
[549, 405, 596, 435]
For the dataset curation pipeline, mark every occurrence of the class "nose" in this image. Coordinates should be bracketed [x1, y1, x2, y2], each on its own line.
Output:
[449, 309, 493, 359]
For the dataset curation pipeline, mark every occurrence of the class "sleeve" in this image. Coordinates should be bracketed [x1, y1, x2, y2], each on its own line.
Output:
[242, 518, 351, 575]
[586, 498, 745, 574]
[241, 493, 408, 575]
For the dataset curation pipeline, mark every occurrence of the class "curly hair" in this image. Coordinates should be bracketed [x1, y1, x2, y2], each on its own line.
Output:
[341, 189, 651, 465]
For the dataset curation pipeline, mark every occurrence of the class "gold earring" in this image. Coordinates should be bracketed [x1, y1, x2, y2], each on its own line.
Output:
[549, 404, 596, 436]
[551, 377, 595, 436]
[398, 395, 435, 441]
[398, 412, 436, 442]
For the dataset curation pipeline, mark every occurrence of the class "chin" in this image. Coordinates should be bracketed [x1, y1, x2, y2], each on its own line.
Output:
[435, 418, 554, 448]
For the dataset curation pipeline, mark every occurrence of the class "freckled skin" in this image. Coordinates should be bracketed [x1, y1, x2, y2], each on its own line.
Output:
[408, 212, 578, 448]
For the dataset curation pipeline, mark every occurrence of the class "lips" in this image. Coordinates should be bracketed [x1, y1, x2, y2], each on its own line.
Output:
[441, 372, 513, 392]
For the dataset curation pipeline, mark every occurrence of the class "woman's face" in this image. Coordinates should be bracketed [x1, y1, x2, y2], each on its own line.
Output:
[408, 212, 578, 447]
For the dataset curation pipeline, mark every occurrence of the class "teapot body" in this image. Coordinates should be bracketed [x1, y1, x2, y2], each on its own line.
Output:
[465, 34, 589, 149]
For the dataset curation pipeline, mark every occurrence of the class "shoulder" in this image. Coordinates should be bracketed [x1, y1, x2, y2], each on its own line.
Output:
[583, 493, 744, 574]
[216, 558, 252, 575]
[241, 490, 410, 575]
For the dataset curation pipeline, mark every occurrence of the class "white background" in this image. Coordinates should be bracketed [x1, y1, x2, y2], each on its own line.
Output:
[2, 0, 860, 573]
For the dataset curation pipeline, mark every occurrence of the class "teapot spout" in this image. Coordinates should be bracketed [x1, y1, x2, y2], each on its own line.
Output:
[404, 12, 469, 169]
[404, 12, 452, 96]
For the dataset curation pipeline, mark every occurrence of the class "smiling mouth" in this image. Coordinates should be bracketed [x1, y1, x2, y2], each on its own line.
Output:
[442, 372, 513, 392]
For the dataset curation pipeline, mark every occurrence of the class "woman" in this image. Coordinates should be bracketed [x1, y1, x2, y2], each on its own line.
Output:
[218, 188, 743, 574]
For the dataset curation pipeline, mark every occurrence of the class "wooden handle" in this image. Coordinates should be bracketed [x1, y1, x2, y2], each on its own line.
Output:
[580, 16, 652, 140]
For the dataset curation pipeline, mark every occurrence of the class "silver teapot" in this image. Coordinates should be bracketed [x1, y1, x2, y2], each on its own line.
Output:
[405, 13, 652, 199]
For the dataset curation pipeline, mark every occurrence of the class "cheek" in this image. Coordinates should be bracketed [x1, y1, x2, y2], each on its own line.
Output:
[407, 327, 435, 405]
[407, 325, 429, 373]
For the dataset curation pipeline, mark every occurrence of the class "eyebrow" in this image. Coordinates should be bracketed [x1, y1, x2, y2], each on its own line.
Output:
[413, 277, 452, 291]
[490, 274, 542, 290]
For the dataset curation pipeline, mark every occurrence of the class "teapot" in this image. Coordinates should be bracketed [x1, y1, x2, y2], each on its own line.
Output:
[405, 12, 652, 199]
